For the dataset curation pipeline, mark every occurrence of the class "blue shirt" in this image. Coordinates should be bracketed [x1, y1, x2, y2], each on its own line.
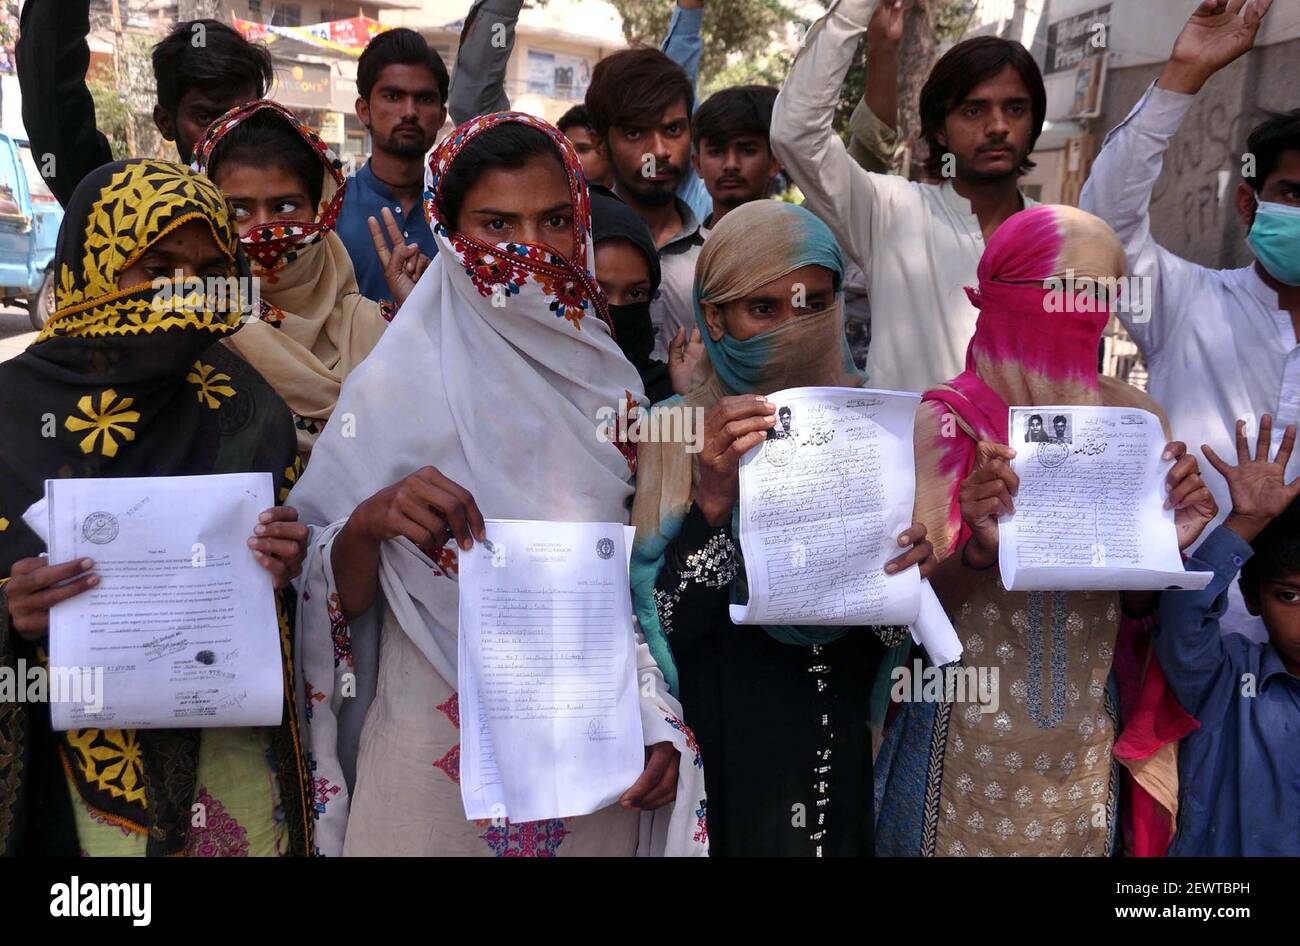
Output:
[1155, 525, 1300, 856]
[335, 160, 438, 304]
[660, 5, 713, 224]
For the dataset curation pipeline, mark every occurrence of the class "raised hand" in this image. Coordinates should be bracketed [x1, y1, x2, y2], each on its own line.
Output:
[1159, 0, 1273, 94]
[1203, 415, 1300, 543]
[370, 207, 427, 307]
[667, 326, 704, 395]
[868, 0, 908, 50]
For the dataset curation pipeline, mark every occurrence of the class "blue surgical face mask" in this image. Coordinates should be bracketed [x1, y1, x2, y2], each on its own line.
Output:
[1247, 194, 1300, 287]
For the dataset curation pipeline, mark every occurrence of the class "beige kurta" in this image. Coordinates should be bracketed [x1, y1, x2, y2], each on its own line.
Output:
[341, 605, 641, 857]
[928, 569, 1120, 857]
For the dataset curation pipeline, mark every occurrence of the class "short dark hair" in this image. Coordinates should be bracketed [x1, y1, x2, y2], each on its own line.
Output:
[557, 104, 593, 135]
[152, 19, 273, 116]
[1241, 499, 1300, 592]
[438, 123, 560, 230]
[1244, 108, 1300, 192]
[693, 85, 778, 150]
[919, 36, 1046, 179]
[585, 48, 694, 139]
[357, 27, 450, 104]
[206, 109, 325, 210]
[1053, 415, 1067, 425]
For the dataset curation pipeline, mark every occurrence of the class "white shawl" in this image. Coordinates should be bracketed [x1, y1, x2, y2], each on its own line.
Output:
[289, 111, 709, 857]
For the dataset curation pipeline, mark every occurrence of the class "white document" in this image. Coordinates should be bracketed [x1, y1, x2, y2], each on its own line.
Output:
[729, 387, 923, 626]
[457, 519, 644, 823]
[912, 582, 963, 666]
[32, 473, 285, 730]
[999, 406, 1212, 592]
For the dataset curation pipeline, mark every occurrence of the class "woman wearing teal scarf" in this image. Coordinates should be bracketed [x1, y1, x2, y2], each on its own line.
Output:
[629, 200, 933, 856]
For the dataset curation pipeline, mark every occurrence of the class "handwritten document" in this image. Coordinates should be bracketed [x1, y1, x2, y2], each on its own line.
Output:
[27, 473, 285, 730]
[999, 406, 1212, 592]
[729, 387, 923, 626]
[458, 519, 644, 823]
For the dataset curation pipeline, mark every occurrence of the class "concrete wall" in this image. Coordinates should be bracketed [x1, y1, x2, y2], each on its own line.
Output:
[1092, 36, 1300, 270]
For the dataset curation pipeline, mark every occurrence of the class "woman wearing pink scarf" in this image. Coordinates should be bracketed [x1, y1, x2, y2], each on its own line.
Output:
[875, 205, 1213, 856]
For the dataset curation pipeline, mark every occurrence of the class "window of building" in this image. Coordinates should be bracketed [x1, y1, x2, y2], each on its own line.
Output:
[271, 4, 302, 27]
[248, 0, 263, 19]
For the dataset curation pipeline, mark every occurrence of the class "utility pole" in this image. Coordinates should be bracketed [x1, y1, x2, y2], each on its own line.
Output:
[110, 0, 138, 155]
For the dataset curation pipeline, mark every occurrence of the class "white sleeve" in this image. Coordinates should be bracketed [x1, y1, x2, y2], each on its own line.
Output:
[770, 0, 906, 277]
[1079, 83, 1211, 357]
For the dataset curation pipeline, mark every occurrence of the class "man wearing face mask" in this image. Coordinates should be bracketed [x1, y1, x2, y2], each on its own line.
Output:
[1081, 0, 1297, 640]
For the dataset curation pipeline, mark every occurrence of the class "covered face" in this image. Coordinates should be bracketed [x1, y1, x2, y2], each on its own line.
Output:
[193, 100, 348, 273]
[690, 199, 861, 396]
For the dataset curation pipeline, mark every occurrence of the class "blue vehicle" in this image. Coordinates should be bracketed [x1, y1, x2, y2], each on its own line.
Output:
[0, 133, 62, 329]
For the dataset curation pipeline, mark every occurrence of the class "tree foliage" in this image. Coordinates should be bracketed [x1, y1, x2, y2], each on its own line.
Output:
[595, 0, 977, 149]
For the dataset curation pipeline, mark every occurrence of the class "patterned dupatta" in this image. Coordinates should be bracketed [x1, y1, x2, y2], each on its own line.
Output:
[193, 100, 392, 458]
[0, 160, 311, 855]
[192, 99, 347, 273]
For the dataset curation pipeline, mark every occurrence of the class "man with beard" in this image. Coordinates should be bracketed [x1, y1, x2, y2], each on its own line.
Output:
[336, 29, 449, 303]
[771, 0, 1044, 392]
[585, 47, 704, 362]
[17, 2, 274, 206]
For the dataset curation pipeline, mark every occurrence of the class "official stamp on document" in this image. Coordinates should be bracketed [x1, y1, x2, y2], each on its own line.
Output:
[1036, 440, 1070, 469]
[81, 511, 119, 545]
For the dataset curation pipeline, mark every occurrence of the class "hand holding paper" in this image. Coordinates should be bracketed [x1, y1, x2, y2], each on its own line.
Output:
[27, 473, 286, 730]
[998, 406, 1213, 592]
[729, 387, 924, 626]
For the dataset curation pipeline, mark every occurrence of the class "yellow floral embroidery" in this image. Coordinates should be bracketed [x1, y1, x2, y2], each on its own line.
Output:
[279, 456, 303, 504]
[0, 517, 8, 532]
[187, 361, 236, 409]
[64, 729, 147, 804]
[64, 389, 141, 458]
[39, 160, 239, 342]
[56, 262, 84, 310]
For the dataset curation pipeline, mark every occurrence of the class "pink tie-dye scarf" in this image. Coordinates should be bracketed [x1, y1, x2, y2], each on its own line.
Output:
[914, 205, 1114, 558]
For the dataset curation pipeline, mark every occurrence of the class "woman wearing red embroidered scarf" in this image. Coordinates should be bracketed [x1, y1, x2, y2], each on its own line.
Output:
[286, 112, 708, 856]
[193, 100, 425, 460]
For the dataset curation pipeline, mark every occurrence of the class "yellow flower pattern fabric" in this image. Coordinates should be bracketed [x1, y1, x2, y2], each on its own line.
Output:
[39, 160, 242, 343]
[187, 361, 236, 409]
[0, 159, 312, 856]
[63, 729, 148, 806]
[64, 389, 141, 458]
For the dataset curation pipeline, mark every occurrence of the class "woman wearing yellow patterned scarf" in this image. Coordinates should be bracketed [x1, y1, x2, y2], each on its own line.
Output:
[0, 159, 314, 856]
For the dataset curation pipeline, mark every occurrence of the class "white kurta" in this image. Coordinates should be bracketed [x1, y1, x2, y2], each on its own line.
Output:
[770, 0, 1036, 394]
[1080, 82, 1300, 640]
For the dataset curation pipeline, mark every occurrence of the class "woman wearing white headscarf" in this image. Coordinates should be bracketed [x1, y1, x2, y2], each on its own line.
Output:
[289, 112, 707, 857]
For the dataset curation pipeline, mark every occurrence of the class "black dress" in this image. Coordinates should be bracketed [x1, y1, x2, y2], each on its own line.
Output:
[652, 503, 896, 857]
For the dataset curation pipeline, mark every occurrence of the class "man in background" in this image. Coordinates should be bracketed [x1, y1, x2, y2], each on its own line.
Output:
[17, 1, 273, 205]
[336, 28, 449, 303]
